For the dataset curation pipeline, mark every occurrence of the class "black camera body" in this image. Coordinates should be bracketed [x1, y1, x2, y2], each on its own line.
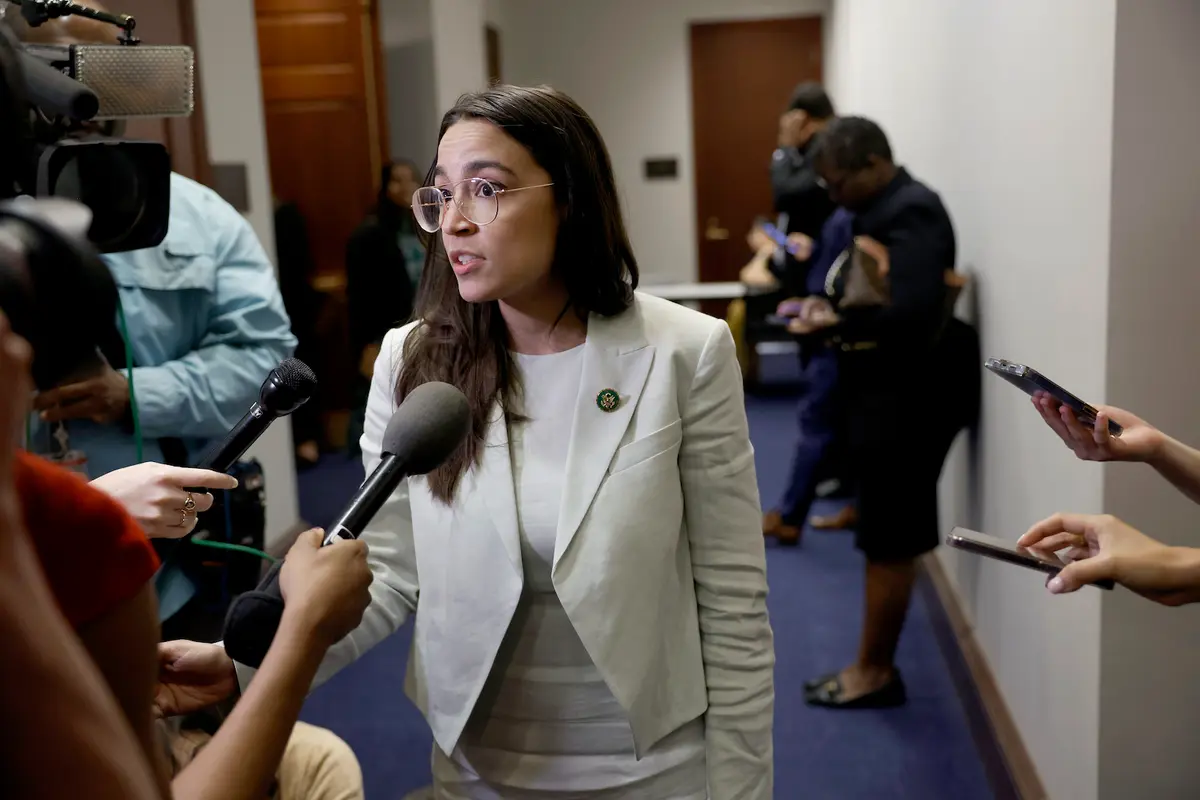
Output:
[4, 0, 195, 254]
[0, 1, 192, 387]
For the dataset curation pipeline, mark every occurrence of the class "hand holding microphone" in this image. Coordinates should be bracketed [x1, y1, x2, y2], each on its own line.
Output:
[279, 529, 373, 649]
[223, 381, 471, 667]
[91, 463, 238, 539]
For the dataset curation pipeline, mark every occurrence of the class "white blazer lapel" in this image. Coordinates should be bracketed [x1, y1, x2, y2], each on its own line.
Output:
[476, 400, 523, 578]
[553, 309, 654, 571]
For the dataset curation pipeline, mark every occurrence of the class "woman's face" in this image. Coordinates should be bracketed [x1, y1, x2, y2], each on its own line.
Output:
[387, 164, 419, 208]
[432, 119, 559, 306]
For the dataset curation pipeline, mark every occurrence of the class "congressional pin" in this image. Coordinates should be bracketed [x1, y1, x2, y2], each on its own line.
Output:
[596, 388, 620, 413]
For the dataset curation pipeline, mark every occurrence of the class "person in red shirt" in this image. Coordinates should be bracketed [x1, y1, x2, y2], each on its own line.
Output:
[16, 449, 161, 627]
[0, 311, 166, 799]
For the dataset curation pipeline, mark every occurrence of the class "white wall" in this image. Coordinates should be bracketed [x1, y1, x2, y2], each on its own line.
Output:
[430, 0, 488, 117]
[828, 1, 1117, 797]
[500, 0, 830, 285]
[380, 0, 438, 169]
[1100, 2, 1200, 797]
[192, 0, 301, 547]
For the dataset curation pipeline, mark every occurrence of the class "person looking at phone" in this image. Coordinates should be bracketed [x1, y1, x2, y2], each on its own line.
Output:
[1015, 394, 1200, 604]
[741, 82, 837, 292]
[779, 116, 963, 709]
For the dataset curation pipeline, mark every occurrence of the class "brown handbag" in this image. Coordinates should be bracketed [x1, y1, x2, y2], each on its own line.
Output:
[824, 241, 891, 309]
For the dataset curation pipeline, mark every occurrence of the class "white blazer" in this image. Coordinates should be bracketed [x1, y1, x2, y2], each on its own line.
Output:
[317, 292, 774, 798]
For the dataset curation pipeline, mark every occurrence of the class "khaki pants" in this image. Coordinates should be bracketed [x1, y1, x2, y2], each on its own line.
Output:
[163, 720, 363, 800]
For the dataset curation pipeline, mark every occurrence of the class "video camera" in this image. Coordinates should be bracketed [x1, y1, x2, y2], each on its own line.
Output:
[0, 2, 185, 390]
[2, 0, 194, 253]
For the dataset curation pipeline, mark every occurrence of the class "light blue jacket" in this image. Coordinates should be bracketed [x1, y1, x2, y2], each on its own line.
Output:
[28, 173, 296, 621]
[28, 172, 297, 478]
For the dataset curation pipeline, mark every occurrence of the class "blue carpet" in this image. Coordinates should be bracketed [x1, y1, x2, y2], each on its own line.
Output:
[296, 388, 994, 798]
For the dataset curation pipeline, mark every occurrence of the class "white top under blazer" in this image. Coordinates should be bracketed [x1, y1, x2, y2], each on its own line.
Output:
[295, 292, 774, 797]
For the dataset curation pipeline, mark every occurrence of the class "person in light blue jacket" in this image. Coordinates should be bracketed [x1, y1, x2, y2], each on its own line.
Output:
[29, 172, 297, 620]
[30, 172, 296, 478]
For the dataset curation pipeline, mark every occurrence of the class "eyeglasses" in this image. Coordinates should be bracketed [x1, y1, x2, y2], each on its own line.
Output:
[411, 177, 554, 233]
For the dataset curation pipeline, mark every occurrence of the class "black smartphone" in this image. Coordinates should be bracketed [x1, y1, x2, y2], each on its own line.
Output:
[945, 527, 1114, 590]
[984, 358, 1123, 437]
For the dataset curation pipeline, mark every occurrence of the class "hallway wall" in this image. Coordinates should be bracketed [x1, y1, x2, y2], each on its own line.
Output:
[827, 1, 1116, 797]
[193, 0, 300, 546]
[831, 0, 1200, 796]
[1099, 1, 1200, 797]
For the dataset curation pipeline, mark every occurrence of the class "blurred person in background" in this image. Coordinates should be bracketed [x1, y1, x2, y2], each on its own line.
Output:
[275, 197, 324, 468]
[741, 82, 838, 294]
[782, 116, 962, 708]
[345, 158, 424, 455]
[740, 83, 857, 539]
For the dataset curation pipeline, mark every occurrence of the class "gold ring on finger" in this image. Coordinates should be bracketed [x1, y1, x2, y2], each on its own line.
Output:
[182, 492, 197, 515]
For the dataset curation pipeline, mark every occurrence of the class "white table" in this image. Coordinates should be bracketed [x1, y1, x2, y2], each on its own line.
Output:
[638, 281, 798, 360]
[638, 281, 748, 302]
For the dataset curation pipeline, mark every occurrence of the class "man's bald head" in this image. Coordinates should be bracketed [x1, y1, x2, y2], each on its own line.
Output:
[4, 0, 117, 46]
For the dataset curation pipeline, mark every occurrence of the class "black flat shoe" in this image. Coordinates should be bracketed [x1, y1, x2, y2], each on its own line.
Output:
[805, 672, 907, 709]
[804, 672, 838, 693]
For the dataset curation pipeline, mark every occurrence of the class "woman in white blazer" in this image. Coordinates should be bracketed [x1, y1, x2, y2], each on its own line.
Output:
[318, 85, 774, 798]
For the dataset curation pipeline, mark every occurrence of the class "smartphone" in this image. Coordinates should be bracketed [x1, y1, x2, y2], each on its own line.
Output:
[984, 358, 1123, 437]
[946, 527, 1115, 590]
[754, 218, 805, 257]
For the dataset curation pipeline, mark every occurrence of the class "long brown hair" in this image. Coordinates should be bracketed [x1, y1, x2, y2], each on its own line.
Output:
[395, 85, 638, 503]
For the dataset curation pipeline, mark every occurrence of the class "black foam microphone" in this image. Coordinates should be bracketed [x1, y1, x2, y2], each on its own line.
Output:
[222, 382, 470, 668]
[195, 358, 318, 472]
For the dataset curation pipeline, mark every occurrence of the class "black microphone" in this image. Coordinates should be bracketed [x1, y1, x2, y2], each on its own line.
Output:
[15, 47, 99, 120]
[222, 382, 470, 668]
[194, 357, 318, 472]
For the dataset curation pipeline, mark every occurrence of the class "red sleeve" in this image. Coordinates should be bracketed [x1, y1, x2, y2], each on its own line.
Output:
[15, 451, 160, 630]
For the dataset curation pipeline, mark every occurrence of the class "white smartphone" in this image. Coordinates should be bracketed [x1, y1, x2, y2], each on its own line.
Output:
[945, 527, 1114, 590]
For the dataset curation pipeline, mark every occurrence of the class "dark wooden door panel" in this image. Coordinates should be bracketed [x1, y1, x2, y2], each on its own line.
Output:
[690, 16, 823, 317]
[255, 0, 388, 413]
[255, 0, 387, 282]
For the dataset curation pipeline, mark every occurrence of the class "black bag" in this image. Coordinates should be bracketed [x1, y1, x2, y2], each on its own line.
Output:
[157, 458, 268, 642]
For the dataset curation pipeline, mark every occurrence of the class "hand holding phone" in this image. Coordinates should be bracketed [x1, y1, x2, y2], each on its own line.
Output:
[755, 220, 812, 259]
[1017, 514, 1200, 605]
[1030, 393, 1166, 465]
[946, 527, 1115, 590]
[985, 358, 1123, 437]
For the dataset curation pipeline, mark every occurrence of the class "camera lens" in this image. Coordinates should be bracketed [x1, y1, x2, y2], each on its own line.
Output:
[52, 146, 145, 250]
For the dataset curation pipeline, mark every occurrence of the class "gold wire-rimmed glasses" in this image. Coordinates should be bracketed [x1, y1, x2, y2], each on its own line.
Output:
[411, 177, 554, 233]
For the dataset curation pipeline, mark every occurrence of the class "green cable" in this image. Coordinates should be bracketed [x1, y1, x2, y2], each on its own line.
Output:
[115, 301, 143, 463]
[190, 538, 278, 563]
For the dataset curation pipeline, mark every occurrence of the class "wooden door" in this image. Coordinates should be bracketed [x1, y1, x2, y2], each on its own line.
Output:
[689, 16, 823, 318]
[255, 0, 389, 284]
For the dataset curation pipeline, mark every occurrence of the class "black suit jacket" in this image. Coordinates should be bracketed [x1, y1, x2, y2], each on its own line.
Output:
[345, 215, 416, 360]
[834, 168, 957, 351]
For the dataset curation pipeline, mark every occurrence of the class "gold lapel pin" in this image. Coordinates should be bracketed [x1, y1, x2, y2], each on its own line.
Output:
[596, 388, 620, 412]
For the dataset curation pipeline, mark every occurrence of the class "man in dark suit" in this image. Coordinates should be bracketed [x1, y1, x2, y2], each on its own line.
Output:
[784, 117, 966, 708]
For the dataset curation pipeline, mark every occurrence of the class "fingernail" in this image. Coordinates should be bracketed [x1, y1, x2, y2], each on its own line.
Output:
[1048, 577, 1065, 593]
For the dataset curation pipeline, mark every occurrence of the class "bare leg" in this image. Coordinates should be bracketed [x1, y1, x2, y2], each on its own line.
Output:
[836, 558, 916, 699]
